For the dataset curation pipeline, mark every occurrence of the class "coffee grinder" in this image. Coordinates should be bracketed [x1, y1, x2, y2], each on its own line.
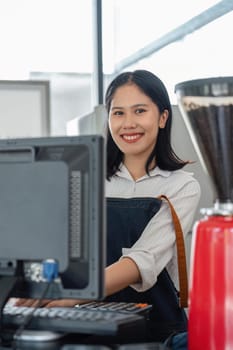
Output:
[175, 77, 233, 350]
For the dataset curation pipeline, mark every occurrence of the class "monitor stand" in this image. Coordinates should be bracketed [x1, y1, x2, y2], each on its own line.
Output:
[14, 329, 64, 342]
[13, 331, 64, 350]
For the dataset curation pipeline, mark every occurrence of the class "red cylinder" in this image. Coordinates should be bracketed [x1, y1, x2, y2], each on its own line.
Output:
[188, 215, 233, 350]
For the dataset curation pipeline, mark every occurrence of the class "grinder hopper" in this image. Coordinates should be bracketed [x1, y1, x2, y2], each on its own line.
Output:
[175, 77, 233, 214]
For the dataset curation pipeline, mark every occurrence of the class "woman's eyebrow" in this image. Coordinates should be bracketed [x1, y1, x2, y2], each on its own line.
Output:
[111, 103, 148, 110]
[111, 106, 124, 110]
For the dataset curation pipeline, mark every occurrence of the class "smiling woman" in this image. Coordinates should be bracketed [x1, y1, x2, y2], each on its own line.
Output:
[102, 70, 201, 341]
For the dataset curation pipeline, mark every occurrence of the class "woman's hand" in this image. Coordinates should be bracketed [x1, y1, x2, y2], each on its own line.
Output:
[13, 298, 88, 308]
[45, 299, 85, 308]
[11, 257, 140, 309]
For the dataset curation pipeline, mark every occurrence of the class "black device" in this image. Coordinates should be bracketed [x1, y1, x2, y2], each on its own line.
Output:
[0, 135, 105, 312]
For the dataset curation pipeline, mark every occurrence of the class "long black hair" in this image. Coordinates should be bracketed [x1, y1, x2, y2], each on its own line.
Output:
[105, 70, 188, 179]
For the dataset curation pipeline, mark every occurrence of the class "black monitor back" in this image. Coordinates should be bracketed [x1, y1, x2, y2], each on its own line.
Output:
[0, 135, 105, 302]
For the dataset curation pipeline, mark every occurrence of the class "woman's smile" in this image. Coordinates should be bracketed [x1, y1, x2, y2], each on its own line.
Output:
[121, 132, 144, 143]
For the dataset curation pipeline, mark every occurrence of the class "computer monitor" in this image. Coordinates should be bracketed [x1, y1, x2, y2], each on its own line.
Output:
[0, 135, 105, 311]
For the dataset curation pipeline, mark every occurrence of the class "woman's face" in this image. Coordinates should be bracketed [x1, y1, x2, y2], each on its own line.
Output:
[108, 83, 168, 162]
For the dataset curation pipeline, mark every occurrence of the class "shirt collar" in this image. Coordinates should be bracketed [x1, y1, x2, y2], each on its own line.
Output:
[115, 163, 171, 181]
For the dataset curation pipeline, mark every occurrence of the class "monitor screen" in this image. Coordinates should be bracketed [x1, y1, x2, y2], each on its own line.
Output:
[0, 135, 105, 304]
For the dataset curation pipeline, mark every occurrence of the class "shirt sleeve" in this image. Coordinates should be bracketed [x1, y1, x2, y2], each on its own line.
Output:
[121, 176, 201, 292]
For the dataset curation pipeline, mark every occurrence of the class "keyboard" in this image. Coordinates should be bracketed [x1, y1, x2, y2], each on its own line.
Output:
[77, 301, 152, 315]
[2, 302, 150, 336]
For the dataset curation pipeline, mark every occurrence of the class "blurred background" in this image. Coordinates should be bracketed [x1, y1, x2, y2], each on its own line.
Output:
[0, 0, 232, 132]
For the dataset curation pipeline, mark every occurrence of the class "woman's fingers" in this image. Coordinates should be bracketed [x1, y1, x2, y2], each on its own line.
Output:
[14, 298, 34, 307]
[13, 298, 86, 308]
[45, 299, 81, 308]
[14, 298, 52, 307]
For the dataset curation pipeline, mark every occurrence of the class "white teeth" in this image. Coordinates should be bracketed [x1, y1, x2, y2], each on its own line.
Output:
[122, 134, 140, 140]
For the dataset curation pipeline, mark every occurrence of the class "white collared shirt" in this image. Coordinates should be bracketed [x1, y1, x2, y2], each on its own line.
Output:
[106, 164, 201, 292]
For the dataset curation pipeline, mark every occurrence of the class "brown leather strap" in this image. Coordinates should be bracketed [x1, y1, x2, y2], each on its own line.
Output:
[158, 195, 188, 308]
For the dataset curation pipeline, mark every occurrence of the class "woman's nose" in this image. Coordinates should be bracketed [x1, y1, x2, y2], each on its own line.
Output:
[122, 113, 136, 128]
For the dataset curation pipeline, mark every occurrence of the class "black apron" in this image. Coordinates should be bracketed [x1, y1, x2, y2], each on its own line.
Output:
[105, 197, 187, 342]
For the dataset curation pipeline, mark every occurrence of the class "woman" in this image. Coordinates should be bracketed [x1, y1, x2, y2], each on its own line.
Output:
[102, 70, 200, 341]
[16, 70, 200, 341]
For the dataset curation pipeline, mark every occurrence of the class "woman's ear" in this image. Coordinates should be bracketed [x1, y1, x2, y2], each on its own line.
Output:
[159, 109, 169, 129]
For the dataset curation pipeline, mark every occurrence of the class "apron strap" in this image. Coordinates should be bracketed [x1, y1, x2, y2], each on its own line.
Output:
[158, 195, 188, 308]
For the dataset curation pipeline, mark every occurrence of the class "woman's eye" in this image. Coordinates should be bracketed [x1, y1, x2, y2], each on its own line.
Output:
[113, 110, 123, 116]
[135, 108, 146, 114]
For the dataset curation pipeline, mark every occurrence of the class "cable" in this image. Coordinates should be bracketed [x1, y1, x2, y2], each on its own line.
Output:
[12, 259, 59, 345]
[12, 280, 52, 343]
